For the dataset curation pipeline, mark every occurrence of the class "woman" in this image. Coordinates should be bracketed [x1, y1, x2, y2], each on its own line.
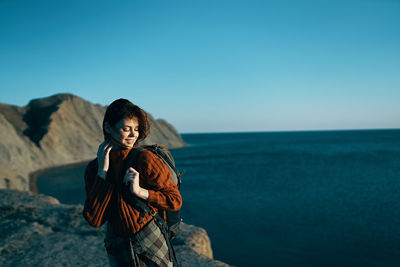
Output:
[82, 99, 182, 267]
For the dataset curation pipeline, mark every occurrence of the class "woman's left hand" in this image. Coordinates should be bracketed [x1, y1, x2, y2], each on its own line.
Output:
[123, 167, 149, 200]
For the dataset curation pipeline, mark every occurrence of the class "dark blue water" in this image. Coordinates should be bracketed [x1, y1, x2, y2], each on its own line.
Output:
[37, 129, 400, 266]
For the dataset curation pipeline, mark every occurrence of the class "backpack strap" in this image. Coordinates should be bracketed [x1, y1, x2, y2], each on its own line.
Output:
[123, 145, 181, 226]
[149, 145, 180, 177]
[123, 146, 179, 266]
[123, 146, 172, 221]
[122, 146, 153, 221]
[123, 146, 145, 173]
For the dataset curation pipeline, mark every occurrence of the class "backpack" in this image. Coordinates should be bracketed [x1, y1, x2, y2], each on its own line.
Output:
[122, 144, 183, 239]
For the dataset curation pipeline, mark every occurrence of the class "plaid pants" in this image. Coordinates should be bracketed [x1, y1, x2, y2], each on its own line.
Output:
[104, 220, 173, 267]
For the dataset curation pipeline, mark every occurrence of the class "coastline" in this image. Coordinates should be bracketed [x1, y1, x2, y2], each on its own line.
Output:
[29, 144, 187, 195]
[29, 160, 90, 194]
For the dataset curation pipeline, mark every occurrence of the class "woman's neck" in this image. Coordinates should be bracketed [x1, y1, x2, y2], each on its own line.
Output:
[110, 142, 132, 151]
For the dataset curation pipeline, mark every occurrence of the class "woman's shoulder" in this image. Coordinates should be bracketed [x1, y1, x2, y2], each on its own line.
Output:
[136, 149, 157, 163]
[136, 149, 167, 171]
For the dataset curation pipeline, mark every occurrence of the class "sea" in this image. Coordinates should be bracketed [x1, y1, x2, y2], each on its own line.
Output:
[37, 129, 400, 267]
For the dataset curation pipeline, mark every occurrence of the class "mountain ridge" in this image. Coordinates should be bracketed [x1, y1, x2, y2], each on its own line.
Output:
[0, 93, 186, 191]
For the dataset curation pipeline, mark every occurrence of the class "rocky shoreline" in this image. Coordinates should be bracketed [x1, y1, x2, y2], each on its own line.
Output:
[0, 189, 230, 267]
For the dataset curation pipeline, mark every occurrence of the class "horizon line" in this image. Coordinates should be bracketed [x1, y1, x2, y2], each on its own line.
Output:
[180, 127, 400, 135]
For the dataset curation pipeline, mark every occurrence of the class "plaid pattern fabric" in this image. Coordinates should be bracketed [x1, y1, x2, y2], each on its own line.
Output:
[132, 219, 173, 267]
[105, 221, 173, 267]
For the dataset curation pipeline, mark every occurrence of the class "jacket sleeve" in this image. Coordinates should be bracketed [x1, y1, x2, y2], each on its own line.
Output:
[136, 150, 182, 211]
[82, 159, 115, 227]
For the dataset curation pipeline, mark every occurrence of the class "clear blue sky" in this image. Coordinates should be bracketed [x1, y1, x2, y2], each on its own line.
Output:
[1, 0, 399, 133]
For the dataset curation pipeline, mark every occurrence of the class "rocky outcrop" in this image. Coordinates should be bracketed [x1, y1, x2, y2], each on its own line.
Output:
[0, 189, 229, 267]
[0, 95, 232, 266]
[0, 94, 186, 191]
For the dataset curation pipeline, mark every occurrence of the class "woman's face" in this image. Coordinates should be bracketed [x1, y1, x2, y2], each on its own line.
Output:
[108, 117, 140, 148]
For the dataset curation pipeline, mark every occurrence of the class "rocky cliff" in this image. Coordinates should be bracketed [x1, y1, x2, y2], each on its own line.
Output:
[0, 93, 186, 191]
[0, 94, 233, 267]
[0, 189, 229, 267]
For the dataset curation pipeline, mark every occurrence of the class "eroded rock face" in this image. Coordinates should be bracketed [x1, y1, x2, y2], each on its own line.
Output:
[0, 189, 230, 267]
[172, 224, 231, 267]
[0, 94, 186, 191]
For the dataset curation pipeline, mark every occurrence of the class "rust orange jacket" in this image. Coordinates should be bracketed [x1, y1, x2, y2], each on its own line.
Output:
[82, 149, 182, 236]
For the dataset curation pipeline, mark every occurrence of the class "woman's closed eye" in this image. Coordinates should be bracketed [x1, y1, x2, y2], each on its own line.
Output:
[122, 127, 139, 134]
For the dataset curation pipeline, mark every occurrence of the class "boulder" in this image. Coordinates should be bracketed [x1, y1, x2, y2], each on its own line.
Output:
[0, 189, 231, 267]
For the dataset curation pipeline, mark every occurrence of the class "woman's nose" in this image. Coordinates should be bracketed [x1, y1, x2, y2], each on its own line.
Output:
[129, 130, 136, 137]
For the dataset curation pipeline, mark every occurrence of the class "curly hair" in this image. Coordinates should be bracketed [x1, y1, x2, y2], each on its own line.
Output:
[102, 99, 150, 143]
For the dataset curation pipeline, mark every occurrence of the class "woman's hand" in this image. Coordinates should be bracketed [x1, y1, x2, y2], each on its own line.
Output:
[97, 141, 112, 180]
[124, 167, 149, 200]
